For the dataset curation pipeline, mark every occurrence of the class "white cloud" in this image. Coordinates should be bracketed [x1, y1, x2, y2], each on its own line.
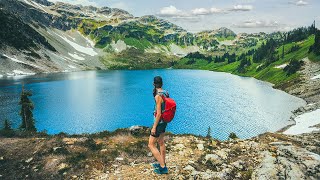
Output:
[210, 7, 225, 14]
[231, 4, 253, 11]
[158, 5, 184, 17]
[296, 0, 308, 6]
[232, 19, 279, 28]
[158, 4, 253, 19]
[191, 7, 226, 15]
[191, 8, 210, 15]
[289, 0, 308, 6]
[182, 4, 252, 17]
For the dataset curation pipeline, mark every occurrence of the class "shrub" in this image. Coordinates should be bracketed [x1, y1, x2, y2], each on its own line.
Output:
[67, 152, 87, 165]
[283, 60, 304, 75]
[229, 132, 238, 139]
[81, 138, 102, 151]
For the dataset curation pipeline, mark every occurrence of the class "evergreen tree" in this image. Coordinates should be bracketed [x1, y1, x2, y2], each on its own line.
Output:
[314, 30, 320, 55]
[284, 60, 304, 75]
[4, 119, 12, 131]
[309, 29, 320, 55]
[0, 119, 14, 137]
[282, 45, 285, 59]
[206, 126, 212, 138]
[19, 85, 36, 132]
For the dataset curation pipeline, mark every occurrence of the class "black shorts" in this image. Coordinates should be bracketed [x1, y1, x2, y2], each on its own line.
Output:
[150, 122, 167, 137]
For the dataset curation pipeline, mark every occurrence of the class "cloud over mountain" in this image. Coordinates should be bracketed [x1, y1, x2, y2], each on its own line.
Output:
[230, 5, 253, 11]
[158, 4, 252, 17]
[295, 0, 308, 6]
[158, 5, 185, 17]
[232, 19, 279, 28]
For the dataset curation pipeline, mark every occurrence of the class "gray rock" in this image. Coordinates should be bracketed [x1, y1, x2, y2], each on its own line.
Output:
[278, 156, 305, 179]
[115, 157, 124, 161]
[183, 165, 195, 171]
[58, 163, 69, 170]
[197, 144, 204, 150]
[232, 160, 245, 170]
[100, 149, 108, 153]
[53, 147, 62, 151]
[175, 144, 185, 150]
[25, 157, 33, 163]
[253, 144, 320, 180]
[203, 154, 223, 165]
[251, 151, 278, 180]
[215, 150, 228, 160]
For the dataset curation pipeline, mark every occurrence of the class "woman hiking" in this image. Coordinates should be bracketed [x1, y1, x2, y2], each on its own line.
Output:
[148, 76, 169, 174]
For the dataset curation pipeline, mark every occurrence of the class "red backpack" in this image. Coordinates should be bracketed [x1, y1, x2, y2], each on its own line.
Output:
[155, 91, 176, 123]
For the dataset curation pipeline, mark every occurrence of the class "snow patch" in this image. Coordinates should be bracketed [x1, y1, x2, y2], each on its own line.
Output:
[103, 15, 113, 19]
[68, 53, 85, 60]
[274, 64, 287, 69]
[67, 34, 76, 41]
[22, 0, 47, 12]
[68, 65, 76, 69]
[283, 109, 320, 135]
[52, 31, 97, 56]
[311, 74, 320, 80]
[3, 54, 39, 68]
[31, 1, 47, 12]
[0, 74, 3, 78]
[22, 0, 33, 6]
[77, 31, 95, 47]
[12, 70, 36, 76]
[6, 70, 35, 77]
[47, 30, 52, 35]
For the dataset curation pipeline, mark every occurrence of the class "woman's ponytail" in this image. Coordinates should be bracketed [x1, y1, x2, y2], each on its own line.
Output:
[153, 87, 157, 97]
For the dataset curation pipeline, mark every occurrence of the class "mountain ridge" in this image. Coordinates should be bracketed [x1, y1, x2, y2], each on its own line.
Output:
[0, 0, 317, 75]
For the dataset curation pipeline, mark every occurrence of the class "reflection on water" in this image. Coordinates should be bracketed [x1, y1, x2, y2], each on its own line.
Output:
[0, 70, 306, 140]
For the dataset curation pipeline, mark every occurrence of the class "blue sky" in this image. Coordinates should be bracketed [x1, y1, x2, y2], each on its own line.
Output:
[49, 0, 320, 33]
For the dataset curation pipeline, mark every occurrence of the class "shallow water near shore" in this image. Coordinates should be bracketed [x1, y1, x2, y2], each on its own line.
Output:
[0, 69, 306, 140]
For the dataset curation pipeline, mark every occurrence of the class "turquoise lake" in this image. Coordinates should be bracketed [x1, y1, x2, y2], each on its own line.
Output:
[0, 69, 306, 140]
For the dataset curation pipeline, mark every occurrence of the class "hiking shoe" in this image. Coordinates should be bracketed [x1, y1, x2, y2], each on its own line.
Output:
[154, 166, 168, 174]
[152, 163, 160, 169]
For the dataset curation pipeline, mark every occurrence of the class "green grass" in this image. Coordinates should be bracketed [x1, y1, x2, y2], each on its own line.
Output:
[308, 52, 320, 62]
[275, 35, 315, 64]
[99, 47, 179, 69]
[124, 38, 152, 50]
[175, 35, 316, 86]
[217, 36, 236, 41]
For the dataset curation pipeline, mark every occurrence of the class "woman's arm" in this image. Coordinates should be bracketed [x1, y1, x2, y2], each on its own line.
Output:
[151, 95, 162, 135]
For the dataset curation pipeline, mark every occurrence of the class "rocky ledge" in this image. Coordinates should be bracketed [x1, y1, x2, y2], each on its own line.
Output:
[0, 127, 319, 179]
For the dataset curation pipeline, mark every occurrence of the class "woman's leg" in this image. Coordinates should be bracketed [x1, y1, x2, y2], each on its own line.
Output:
[158, 133, 166, 165]
[148, 135, 165, 167]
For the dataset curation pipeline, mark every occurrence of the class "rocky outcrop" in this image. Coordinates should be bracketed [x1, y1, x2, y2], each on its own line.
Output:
[0, 128, 318, 179]
[252, 142, 320, 180]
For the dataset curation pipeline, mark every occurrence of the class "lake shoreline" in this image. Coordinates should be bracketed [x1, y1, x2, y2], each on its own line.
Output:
[0, 60, 319, 179]
[273, 58, 320, 134]
[0, 58, 319, 137]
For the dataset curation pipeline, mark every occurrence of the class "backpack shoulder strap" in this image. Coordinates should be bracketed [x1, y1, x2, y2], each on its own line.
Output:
[157, 90, 169, 98]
